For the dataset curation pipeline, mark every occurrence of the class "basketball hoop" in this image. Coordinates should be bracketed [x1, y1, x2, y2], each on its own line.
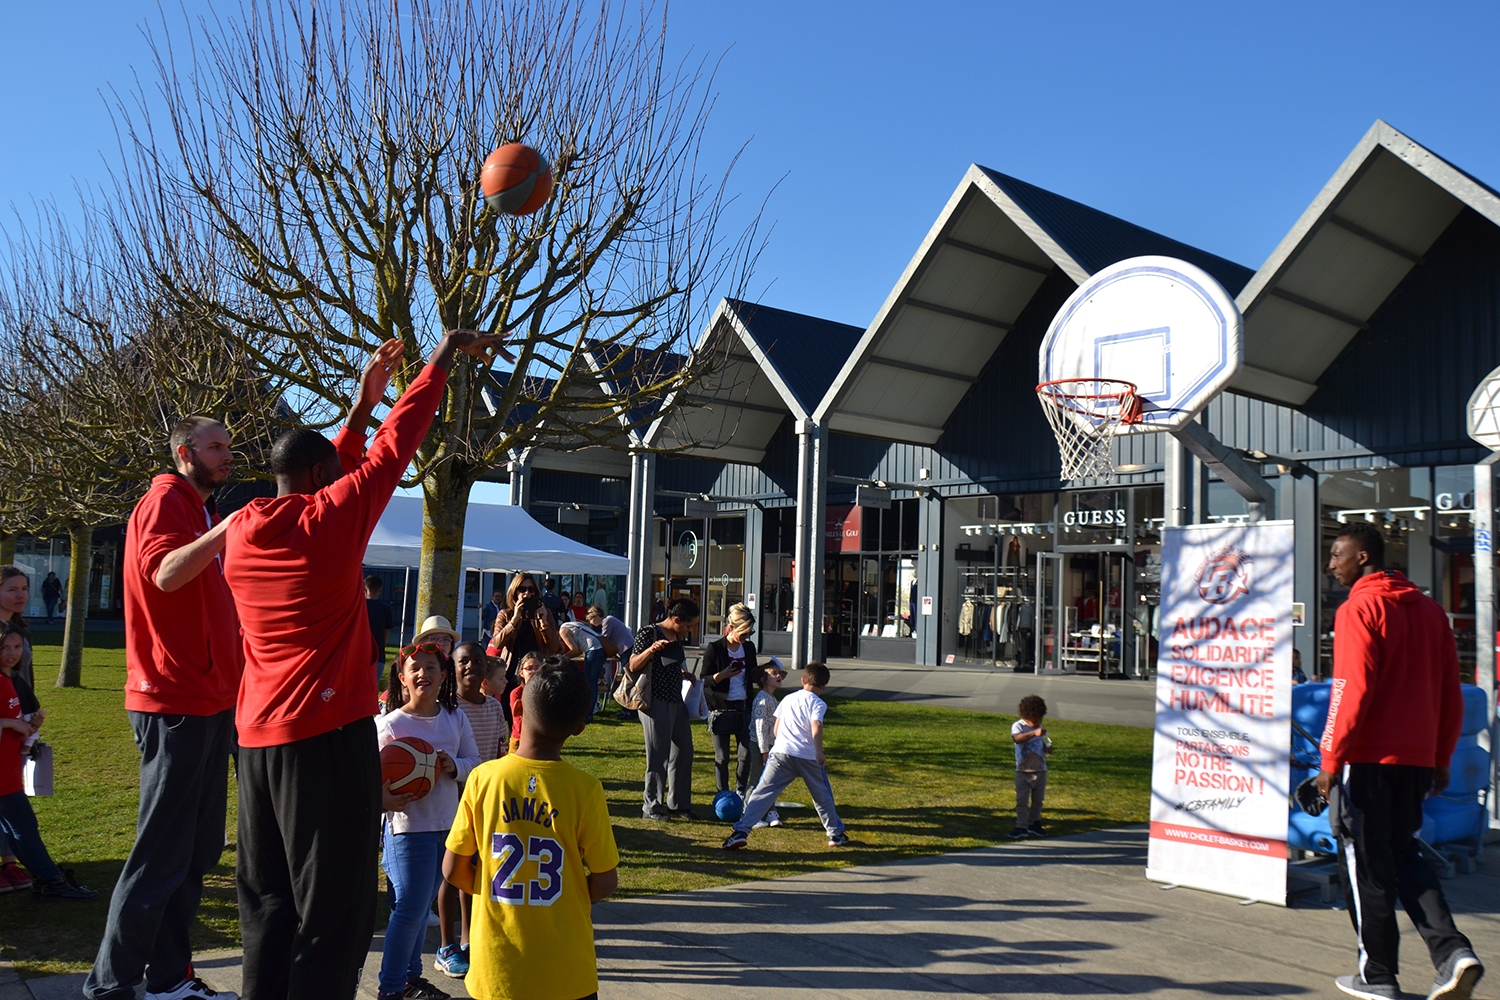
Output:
[1036, 378, 1142, 482]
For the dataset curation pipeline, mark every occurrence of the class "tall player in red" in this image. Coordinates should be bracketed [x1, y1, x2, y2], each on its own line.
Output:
[226, 330, 506, 1000]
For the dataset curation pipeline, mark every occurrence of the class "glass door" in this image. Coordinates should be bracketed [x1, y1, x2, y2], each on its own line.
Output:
[1036, 552, 1063, 672]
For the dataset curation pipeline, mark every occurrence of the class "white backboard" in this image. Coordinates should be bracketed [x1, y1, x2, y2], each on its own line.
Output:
[1468, 364, 1500, 453]
[1039, 256, 1243, 433]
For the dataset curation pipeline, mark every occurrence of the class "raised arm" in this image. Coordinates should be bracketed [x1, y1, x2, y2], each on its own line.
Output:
[155, 515, 234, 593]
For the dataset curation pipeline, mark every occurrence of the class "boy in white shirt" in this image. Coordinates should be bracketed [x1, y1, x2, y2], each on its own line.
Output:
[721, 662, 848, 849]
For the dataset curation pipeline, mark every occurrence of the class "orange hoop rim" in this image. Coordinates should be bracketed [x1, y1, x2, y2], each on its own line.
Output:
[1036, 378, 1143, 424]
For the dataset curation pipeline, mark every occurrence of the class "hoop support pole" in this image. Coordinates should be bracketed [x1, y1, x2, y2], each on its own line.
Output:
[1169, 420, 1276, 507]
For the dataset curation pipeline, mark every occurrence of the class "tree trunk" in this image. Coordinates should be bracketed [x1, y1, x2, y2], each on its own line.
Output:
[0, 533, 15, 566]
[417, 467, 472, 629]
[56, 522, 92, 688]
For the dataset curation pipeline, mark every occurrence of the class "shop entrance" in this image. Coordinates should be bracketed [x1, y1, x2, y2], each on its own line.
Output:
[1036, 549, 1146, 678]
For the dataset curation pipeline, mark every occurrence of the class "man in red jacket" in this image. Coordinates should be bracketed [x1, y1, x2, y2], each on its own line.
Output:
[87, 417, 243, 1000]
[1316, 522, 1483, 1000]
[226, 330, 503, 1000]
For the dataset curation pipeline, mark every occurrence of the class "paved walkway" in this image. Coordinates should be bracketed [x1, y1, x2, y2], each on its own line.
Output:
[824, 659, 1157, 728]
[18, 828, 1497, 998]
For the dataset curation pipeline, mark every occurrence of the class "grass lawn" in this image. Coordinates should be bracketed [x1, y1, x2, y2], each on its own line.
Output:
[1, 632, 1151, 977]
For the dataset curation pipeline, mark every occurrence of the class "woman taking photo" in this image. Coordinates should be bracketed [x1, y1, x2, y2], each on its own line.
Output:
[0, 567, 33, 690]
[699, 604, 764, 797]
[484, 572, 562, 700]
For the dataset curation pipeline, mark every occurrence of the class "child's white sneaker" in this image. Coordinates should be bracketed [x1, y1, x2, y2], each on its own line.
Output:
[753, 809, 782, 829]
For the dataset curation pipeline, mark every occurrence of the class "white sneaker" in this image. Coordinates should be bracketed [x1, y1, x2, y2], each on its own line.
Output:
[145, 977, 238, 1000]
[752, 816, 771, 829]
[427, 910, 441, 927]
[767, 809, 782, 827]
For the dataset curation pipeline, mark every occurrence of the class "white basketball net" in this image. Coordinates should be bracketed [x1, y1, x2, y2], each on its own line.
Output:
[1037, 379, 1139, 482]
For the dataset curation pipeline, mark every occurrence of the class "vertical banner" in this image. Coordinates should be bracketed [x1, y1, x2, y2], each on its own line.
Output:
[1147, 520, 1294, 905]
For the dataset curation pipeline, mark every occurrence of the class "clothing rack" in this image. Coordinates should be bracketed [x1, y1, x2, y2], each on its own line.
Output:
[957, 567, 1031, 665]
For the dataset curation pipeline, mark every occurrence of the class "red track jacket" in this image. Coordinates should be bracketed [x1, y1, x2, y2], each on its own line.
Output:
[123, 474, 243, 716]
[226, 364, 447, 748]
[1319, 570, 1464, 772]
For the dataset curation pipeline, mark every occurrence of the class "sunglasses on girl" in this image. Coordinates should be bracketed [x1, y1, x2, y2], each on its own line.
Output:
[517, 585, 538, 595]
[399, 641, 445, 659]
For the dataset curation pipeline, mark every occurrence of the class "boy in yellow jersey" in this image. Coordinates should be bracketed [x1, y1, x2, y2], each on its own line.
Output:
[444, 662, 619, 1000]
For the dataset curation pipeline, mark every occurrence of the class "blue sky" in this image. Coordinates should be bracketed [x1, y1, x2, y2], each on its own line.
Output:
[5, 1, 1498, 501]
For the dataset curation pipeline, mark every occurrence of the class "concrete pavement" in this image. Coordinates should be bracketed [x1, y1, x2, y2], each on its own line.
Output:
[824, 659, 1157, 729]
[19, 828, 1497, 998]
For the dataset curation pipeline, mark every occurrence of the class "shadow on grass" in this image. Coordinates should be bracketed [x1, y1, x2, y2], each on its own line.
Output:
[0, 854, 240, 976]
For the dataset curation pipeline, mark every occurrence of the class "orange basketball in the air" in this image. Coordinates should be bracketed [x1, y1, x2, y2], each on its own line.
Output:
[480, 143, 552, 216]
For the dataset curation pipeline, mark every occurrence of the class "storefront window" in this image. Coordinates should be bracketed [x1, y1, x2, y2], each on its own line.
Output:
[703, 515, 746, 637]
[822, 498, 919, 656]
[760, 508, 797, 636]
[1319, 466, 1475, 681]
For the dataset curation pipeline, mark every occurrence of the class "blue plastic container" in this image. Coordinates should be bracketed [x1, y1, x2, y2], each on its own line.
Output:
[1460, 683, 1489, 736]
[1288, 808, 1337, 854]
[1420, 795, 1488, 848]
[1446, 742, 1491, 796]
[1290, 682, 1331, 763]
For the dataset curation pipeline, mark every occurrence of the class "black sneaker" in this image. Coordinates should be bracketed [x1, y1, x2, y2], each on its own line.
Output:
[644, 805, 672, 820]
[670, 808, 699, 820]
[1007, 828, 1029, 840]
[827, 832, 851, 847]
[1429, 948, 1484, 1000]
[403, 977, 452, 1000]
[721, 832, 748, 850]
[1028, 823, 1045, 837]
[33, 868, 97, 900]
[1334, 974, 1401, 1000]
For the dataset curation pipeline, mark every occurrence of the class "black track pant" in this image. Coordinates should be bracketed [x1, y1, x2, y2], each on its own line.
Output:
[1337, 762, 1472, 986]
[237, 719, 381, 1000]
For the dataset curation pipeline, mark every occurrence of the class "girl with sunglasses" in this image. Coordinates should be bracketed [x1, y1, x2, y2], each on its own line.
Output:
[376, 642, 481, 1000]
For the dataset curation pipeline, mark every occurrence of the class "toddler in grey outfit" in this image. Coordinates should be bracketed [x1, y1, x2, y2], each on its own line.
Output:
[1009, 694, 1052, 838]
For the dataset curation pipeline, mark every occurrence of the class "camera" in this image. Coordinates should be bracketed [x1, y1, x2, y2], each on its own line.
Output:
[518, 596, 541, 620]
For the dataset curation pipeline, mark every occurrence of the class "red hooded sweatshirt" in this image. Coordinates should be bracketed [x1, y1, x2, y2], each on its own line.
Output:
[1319, 569, 1464, 772]
[226, 364, 447, 748]
[123, 473, 243, 715]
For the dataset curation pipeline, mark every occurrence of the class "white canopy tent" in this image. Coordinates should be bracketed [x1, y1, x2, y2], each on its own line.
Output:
[366, 497, 629, 575]
[367, 497, 629, 636]
[366, 497, 630, 638]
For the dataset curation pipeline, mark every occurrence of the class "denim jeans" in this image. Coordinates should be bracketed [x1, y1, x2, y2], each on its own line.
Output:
[0, 790, 60, 883]
[380, 827, 447, 995]
[582, 648, 606, 723]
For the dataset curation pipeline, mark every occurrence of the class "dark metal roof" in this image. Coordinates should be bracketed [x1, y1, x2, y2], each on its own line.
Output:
[979, 168, 1255, 296]
[724, 298, 866, 415]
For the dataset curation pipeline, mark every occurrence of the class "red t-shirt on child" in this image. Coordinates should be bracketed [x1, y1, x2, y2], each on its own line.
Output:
[508, 685, 524, 742]
[0, 673, 25, 796]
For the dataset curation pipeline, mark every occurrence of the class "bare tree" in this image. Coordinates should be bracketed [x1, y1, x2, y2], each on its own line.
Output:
[0, 203, 284, 685]
[119, 0, 762, 622]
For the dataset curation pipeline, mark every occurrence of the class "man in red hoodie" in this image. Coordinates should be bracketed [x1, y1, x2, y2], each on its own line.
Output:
[226, 330, 503, 1000]
[1317, 522, 1482, 1000]
[87, 417, 243, 1000]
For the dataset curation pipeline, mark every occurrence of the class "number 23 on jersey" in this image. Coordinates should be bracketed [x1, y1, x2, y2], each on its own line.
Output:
[490, 833, 564, 906]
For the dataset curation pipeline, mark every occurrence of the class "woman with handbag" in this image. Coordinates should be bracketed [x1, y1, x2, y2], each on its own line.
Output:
[485, 572, 562, 717]
[626, 598, 700, 820]
[699, 604, 763, 797]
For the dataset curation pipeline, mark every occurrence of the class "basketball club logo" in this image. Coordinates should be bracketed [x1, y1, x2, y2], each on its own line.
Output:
[1195, 545, 1253, 604]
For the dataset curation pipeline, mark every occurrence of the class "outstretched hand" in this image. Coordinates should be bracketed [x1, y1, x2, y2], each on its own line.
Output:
[355, 339, 406, 416]
[429, 329, 516, 371]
